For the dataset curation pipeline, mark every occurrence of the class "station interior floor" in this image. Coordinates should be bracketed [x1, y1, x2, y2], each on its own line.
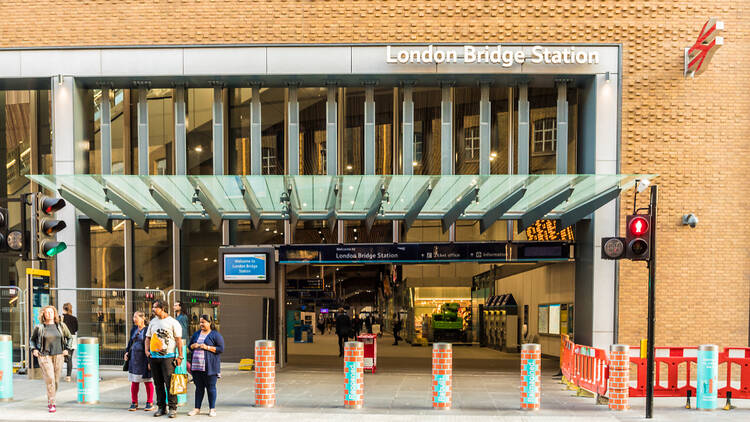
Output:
[286, 332, 558, 373]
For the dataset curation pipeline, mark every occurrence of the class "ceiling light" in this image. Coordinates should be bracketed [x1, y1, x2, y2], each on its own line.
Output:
[412, 161, 418, 166]
[346, 165, 353, 170]
[194, 145, 203, 152]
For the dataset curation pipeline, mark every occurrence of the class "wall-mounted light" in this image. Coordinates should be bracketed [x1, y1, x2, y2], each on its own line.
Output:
[57, 74, 64, 86]
[605, 71, 611, 82]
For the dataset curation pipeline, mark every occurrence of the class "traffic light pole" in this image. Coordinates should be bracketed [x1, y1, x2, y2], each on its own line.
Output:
[645, 185, 658, 418]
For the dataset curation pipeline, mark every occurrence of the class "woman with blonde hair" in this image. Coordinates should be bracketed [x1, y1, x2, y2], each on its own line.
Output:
[30, 305, 73, 413]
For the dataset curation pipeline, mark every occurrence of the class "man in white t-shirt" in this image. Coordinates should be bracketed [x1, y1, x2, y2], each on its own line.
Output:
[145, 300, 183, 418]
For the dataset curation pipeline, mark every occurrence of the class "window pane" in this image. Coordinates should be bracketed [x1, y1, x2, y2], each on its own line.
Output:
[342, 87, 364, 174]
[181, 220, 220, 291]
[298, 88, 327, 175]
[529, 87, 557, 175]
[375, 88, 394, 175]
[90, 89, 102, 174]
[147, 89, 174, 175]
[111, 89, 126, 174]
[231, 220, 284, 245]
[490, 87, 511, 174]
[133, 221, 172, 290]
[229, 87, 251, 175]
[454, 87, 480, 175]
[90, 220, 125, 289]
[261, 88, 285, 175]
[187, 88, 213, 175]
[412, 87, 441, 175]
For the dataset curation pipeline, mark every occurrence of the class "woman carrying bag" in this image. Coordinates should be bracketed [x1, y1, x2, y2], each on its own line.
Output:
[30, 305, 73, 413]
[124, 311, 155, 411]
[187, 315, 224, 417]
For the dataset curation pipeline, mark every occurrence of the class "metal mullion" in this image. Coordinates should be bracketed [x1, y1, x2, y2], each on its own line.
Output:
[556, 82, 569, 174]
[250, 85, 262, 176]
[517, 83, 530, 175]
[137, 86, 149, 176]
[100, 87, 112, 175]
[479, 84, 491, 176]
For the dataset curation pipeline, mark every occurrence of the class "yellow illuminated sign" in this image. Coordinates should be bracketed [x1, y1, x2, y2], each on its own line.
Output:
[25, 268, 51, 276]
[525, 220, 574, 242]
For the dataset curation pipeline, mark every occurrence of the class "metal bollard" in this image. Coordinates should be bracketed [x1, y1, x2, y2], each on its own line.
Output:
[608, 344, 629, 410]
[344, 341, 364, 409]
[76, 337, 99, 404]
[0, 335, 12, 401]
[431, 343, 452, 410]
[520, 343, 541, 410]
[696, 344, 719, 410]
[254, 340, 276, 408]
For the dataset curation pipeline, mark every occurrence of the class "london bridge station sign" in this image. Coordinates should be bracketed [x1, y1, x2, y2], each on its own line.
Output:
[386, 45, 600, 67]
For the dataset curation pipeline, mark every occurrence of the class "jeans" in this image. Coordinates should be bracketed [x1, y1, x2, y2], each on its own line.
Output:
[192, 371, 217, 409]
[64, 350, 74, 377]
[149, 357, 177, 410]
[337, 334, 349, 356]
[38, 354, 64, 405]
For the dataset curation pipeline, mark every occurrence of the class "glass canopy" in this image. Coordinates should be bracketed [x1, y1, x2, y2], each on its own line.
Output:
[27, 174, 655, 233]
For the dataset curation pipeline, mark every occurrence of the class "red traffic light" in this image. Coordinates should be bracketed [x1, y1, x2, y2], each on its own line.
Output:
[628, 216, 649, 236]
[40, 197, 66, 215]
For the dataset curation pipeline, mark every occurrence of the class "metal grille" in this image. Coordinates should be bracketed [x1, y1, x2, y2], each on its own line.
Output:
[49, 288, 165, 365]
[0, 286, 25, 363]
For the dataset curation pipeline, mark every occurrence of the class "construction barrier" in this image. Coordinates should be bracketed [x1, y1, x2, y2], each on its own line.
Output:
[0, 334, 12, 401]
[431, 343, 452, 410]
[254, 340, 275, 408]
[628, 346, 698, 398]
[520, 343, 541, 410]
[718, 347, 750, 408]
[344, 341, 364, 409]
[608, 344, 629, 410]
[559, 335, 608, 400]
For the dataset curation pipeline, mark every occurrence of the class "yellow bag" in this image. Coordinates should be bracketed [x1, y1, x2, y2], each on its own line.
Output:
[169, 373, 188, 395]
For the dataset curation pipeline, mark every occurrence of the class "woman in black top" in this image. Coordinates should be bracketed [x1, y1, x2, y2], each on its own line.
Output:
[30, 305, 73, 413]
[62, 303, 78, 382]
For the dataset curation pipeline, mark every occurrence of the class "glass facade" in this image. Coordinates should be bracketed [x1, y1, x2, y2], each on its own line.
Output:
[0, 80, 580, 296]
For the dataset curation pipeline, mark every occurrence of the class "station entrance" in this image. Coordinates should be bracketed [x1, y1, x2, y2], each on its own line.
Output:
[277, 240, 575, 372]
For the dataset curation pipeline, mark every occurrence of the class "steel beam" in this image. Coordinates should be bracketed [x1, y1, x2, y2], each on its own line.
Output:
[403, 179, 432, 232]
[149, 182, 187, 228]
[558, 186, 621, 229]
[104, 182, 148, 228]
[518, 186, 574, 232]
[441, 184, 479, 233]
[479, 186, 527, 234]
[238, 176, 263, 229]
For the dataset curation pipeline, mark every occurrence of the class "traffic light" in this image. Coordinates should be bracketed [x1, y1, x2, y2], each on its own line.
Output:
[0, 207, 7, 252]
[625, 214, 651, 261]
[36, 196, 67, 259]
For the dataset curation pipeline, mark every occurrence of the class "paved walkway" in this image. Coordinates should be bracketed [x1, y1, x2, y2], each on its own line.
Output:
[0, 335, 747, 421]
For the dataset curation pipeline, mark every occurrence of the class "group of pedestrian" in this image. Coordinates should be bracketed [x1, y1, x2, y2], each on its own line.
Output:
[30, 300, 224, 418]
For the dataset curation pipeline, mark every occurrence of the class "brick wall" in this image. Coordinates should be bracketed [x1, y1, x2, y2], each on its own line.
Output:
[2, 1, 748, 347]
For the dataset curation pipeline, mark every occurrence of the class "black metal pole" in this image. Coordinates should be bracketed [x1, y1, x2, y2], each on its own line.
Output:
[645, 185, 658, 418]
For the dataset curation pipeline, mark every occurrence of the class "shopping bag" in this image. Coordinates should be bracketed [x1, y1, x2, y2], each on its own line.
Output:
[169, 373, 188, 395]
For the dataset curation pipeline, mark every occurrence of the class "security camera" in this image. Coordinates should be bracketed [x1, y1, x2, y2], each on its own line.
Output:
[682, 214, 698, 228]
[636, 179, 650, 193]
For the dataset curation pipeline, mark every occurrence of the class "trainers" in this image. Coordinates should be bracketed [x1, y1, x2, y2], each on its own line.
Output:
[208, 409, 216, 417]
[154, 408, 167, 417]
[129, 403, 139, 411]
[187, 409, 200, 416]
[49, 405, 56, 413]
[144, 402, 156, 411]
[65, 376, 71, 382]
[168, 409, 177, 418]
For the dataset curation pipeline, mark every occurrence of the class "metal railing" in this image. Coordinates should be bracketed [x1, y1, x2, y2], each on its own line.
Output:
[49, 288, 166, 365]
[0, 286, 25, 366]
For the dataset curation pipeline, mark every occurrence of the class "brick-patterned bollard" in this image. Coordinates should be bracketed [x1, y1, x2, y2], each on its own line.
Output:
[608, 344, 630, 410]
[520, 343, 541, 410]
[432, 343, 452, 410]
[344, 341, 364, 409]
[254, 340, 276, 408]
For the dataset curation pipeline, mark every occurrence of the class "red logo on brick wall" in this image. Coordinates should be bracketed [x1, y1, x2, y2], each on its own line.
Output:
[685, 18, 724, 77]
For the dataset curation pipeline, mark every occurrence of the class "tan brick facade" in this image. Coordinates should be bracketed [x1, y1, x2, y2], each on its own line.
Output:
[2, 1, 748, 348]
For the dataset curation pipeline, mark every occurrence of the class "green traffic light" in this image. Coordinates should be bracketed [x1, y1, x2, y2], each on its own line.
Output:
[43, 241, 67, 257]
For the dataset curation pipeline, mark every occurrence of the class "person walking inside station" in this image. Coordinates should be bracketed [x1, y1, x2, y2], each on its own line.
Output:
[125, 311, 155, 412]
[335, 308, 353, 358]
[61, 303, 78, 382]
[187, 315, 224, 417]
[145, 300, 184, 418]
[30, 305, 73, 413]
[392, 313, 403, 346]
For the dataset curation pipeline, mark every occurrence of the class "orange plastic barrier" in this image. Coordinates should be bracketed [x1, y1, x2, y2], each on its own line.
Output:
[559, 335, 608, 397]
[629, 346, 697, 398]
[718, 347, 750, 401]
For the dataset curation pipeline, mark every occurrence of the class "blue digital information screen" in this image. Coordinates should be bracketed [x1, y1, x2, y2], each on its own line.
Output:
[223, 253, 267, 282]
